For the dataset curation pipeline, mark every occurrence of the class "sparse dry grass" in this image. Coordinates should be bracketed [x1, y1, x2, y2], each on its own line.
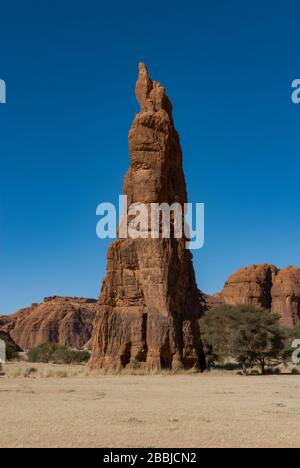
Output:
[5, 362, 89, 379]
[4, 361, 299, 379]
[4, 361, 201, 379]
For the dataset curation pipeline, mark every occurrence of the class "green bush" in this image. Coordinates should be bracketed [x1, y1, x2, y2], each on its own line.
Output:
[27, 343, 90, 364]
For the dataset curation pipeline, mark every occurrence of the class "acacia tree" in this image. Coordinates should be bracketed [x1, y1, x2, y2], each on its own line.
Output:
[200, 305, 236, 368]
[201, 305, 285, 374]
[231, 307, 285, 374]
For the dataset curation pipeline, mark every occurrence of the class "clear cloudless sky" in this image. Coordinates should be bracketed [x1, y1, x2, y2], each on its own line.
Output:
[1, 0, 300, 314]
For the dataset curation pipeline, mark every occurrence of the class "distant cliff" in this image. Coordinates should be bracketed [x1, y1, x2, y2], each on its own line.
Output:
[206, 264, 300, 327]
[0, 296, 97, 350]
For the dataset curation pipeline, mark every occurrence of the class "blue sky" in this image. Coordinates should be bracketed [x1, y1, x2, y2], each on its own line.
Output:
[1, 0, 300, 314]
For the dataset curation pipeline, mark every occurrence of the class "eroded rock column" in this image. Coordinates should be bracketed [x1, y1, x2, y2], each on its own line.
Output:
[89, 63, 206, 371]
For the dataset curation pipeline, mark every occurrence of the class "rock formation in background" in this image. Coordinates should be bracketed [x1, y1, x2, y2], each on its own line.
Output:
[222, 264, 278, 308]
[271, 266, 300, 327]
[89, 63, 206, 371]
[0, 297, 97, 350]
[206, 264, 300, 327]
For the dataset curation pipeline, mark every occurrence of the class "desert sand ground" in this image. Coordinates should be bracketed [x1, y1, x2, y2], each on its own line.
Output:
[0, 362, 300, 448]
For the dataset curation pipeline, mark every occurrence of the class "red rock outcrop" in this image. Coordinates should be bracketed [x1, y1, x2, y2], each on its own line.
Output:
[204, 291, 225, 310]
[206, 264, 300, 327]
[0, 297, 97, 350]
[271, 266, 300, 327]
[222, 264, 278, 308]
[89, 63, 206, 371]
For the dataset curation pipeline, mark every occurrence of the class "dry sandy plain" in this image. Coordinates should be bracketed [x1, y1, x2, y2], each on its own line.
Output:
[0, 362, 300, 448]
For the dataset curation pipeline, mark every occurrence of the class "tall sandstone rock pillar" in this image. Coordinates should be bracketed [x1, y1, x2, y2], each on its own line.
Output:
[89, 63, 206, 371]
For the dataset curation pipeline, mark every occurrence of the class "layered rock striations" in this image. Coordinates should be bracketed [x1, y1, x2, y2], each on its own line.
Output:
[271, 266, 300, 327]
[0, 297, 97, 350]
[207, 264, 300, 327]
[89, 63, 206, 371]
[222, 264, 278, 309]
